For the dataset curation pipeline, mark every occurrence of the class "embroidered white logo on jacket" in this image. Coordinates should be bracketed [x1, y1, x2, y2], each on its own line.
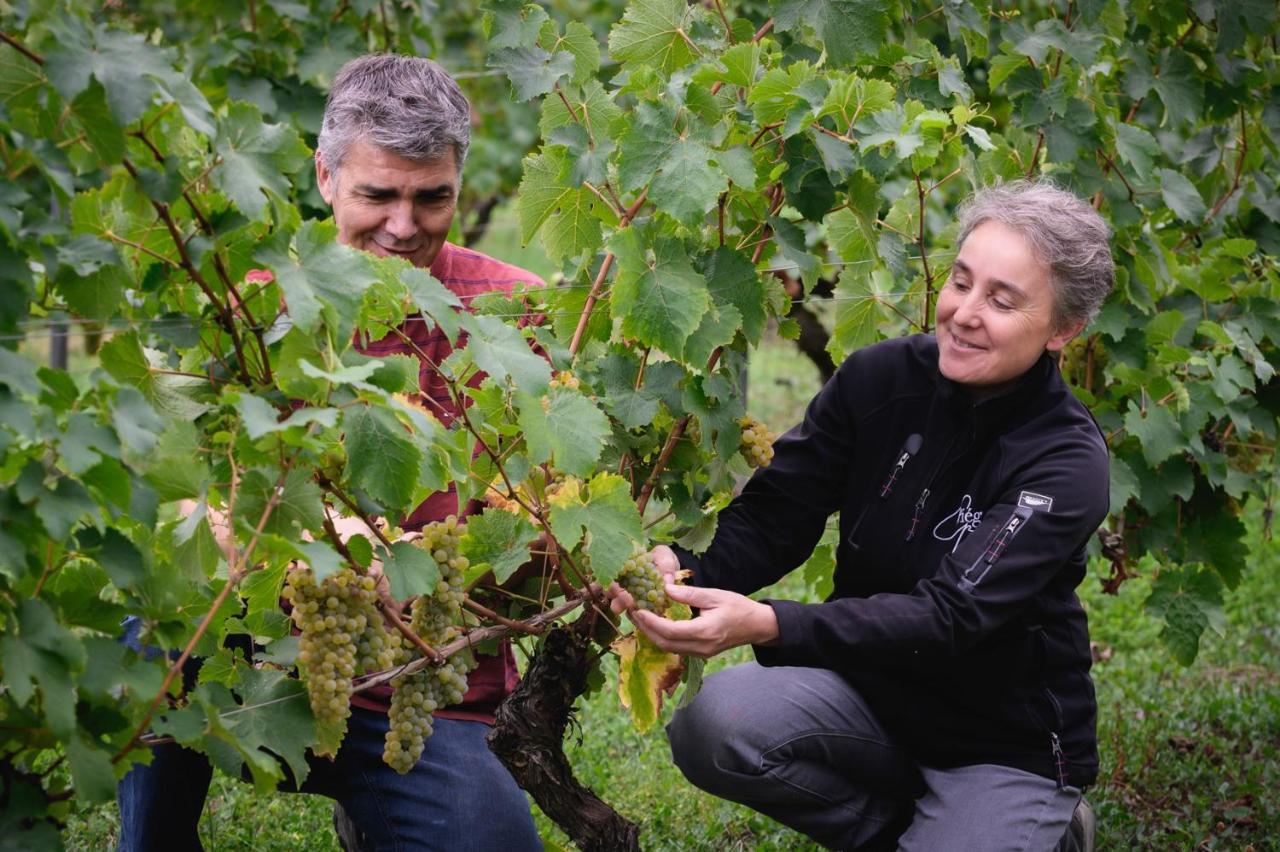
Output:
[1017, 490, 1054, 512]
[932, 494, 984, 552]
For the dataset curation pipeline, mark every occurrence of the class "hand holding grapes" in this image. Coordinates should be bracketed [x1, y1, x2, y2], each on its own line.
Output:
[607, 544, 680, 614]
[627, 584, 780, 659]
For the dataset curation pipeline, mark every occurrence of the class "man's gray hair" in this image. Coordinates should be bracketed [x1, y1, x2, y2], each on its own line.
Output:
[955, 180, 1115, 327]
[318, 54, 471, 179]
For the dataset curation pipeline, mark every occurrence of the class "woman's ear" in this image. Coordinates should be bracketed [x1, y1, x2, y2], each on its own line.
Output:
[1046, 318, 1087, 353]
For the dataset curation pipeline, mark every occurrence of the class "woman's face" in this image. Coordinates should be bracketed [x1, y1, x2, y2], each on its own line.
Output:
[935, 220, 1082, 391]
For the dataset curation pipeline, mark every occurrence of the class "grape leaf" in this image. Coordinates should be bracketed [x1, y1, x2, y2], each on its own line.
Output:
[608, 0, 704, 73]
[517, 147, 605, 263]
[460, 509, 539, 584]
[547, 473, 643, 584]
[609, 230, 709, 357]
[381, 539, 440, 601]
[1157, 168, 1206, 223]
[44, 19, 177, 124]
[0, 599, 85, 737]
[457, 312, 550, 395]
[1123, 402, 1184, 467]
[343, 406, 422, 513]
[214, 102, 311, 220]
[256, 220, 381, 340]
[517, 388, 611, 478]
[1144, 565, 1224, 666]
[1115, 123, 1159, 181]
[488, 46, 576, 101]
[826, 268, 884, 360]
[614, 631, 682, 732]
[704, 247, 767, 345]
[234, 467, 325, 538]
[773, 0, 891, 66]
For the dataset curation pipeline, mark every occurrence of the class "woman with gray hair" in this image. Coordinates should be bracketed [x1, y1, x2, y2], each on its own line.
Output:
[610, 180, 1113, 850]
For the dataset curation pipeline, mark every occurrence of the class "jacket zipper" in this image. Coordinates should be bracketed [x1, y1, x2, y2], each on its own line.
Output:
[1045, 685, 1067, 788]
[849, 433, 923, 551]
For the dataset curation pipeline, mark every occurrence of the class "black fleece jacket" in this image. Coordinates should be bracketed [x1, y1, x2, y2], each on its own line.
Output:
[674, 334, 1108, 788]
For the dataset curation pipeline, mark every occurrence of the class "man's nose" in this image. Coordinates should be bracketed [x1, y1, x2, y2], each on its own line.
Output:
[384, 201, 417, 241]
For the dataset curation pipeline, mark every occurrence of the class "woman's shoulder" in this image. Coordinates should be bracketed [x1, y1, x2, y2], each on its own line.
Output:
[830, 334, 939, 410]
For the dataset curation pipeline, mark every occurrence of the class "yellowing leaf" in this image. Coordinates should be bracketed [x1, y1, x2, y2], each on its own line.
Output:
[614, 632, 683, 732]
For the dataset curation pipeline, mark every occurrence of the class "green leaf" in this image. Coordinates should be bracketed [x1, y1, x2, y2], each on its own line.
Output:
[213, 102, 311, 220]
[704, 247, 767, 345]
[460, 509, 539, 583]
[457, 312, 550, 395]
[1144, 565, 1224, 665]
[1115, 123, 1159, 181]
[67, 735, 118, 804]
[610, 231, 709, 357]
[401, 266, 463, 342]
[343, 406, 422, 513]
[0, 347, 40, 397]
[219, 667, 317, 788]
[0, 599, 84, 737]
[608, 0, 703, 73]
[614, 631, 682, 732]
[382, 539, 440, 601]
[653, 137, 727, 226]
[517, 147, 605, 263]
[1157, 169, 1206, 223]
[547, 473, 644, 584]
[110, 387, 165, 457]
[773, 0, 891, 66]
[1151, 51, 1203, 128]
[768, 216, 819, 292]
[517, 388, 611, 478]
[78, 527, 145, 590]
[987, 54, 1030, 91]
[70, 77, 125, 164]
[256, 220, 380, 339]
[819, 74, 895, 128]
[234, 467, 325, 538]
[489, 46, 576, 101]
[1124, 402, 1184, 467]
[99, 331, 211, 421]
[560, 22, 602, 85]
[44, 20, 177, 124]
[827, 268, 884, 360]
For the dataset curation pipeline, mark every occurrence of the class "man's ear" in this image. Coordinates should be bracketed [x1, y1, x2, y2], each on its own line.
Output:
[1046, 318, 1087, 353]
[315, 153, 334, 205]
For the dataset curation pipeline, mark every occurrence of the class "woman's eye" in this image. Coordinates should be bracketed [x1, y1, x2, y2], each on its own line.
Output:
[992, 299, 1013, 311]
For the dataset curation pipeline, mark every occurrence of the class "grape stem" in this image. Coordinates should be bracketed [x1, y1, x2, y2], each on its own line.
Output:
[352, 593, 590, 693]
[463, 596, 545, 635]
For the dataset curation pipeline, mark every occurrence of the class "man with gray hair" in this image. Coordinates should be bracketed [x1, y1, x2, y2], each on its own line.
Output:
[116, 55, 544, 852]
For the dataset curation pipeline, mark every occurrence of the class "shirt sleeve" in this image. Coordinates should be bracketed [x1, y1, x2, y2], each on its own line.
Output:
[672, 357, 857, 596]
[754, 435, 1109, 670]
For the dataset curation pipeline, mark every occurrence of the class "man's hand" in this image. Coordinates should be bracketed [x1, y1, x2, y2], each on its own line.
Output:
[607, 544, 680, 613]
[627, 583, 780, 659]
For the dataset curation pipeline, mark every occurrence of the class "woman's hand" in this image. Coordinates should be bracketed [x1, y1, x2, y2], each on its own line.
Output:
[606, 544, 681, 613]
[628, 583, 780, 659]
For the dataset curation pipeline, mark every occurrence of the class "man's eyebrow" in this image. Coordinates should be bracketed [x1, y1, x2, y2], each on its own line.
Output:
[350, 183, 456, 198]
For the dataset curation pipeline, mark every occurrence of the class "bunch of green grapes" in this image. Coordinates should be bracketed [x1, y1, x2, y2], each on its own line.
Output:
[549, 370, 580, 390]
[285, 568, 382, 735]
[384, 516, 478, 774]
[617, 543, 668, 614]
[737, 415, 776, 468]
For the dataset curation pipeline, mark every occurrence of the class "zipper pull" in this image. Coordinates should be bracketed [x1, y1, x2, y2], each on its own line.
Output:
[880, 433, 923, 498]
[1050, 732, 1067, 789]
[905, 488, 930, 541]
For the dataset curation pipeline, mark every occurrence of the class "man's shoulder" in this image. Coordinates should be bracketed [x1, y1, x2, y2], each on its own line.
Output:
[431, 242, 546, 294]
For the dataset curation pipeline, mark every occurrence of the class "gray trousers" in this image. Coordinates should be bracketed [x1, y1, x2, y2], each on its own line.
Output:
[668, 663, 1080, 851]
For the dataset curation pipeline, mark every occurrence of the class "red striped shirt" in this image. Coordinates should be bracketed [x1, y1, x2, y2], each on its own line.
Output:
[350, 242, 544, 722]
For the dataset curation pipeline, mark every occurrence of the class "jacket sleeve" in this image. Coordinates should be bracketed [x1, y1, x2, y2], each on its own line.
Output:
[754, 433, 1109, 670]
[672, 358, 857, 596]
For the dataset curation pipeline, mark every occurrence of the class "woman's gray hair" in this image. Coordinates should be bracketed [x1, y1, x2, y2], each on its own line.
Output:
[317, 54, 471, 180]
[955, 180, 1115, 328]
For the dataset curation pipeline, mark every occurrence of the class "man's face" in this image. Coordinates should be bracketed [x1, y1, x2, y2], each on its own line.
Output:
[316, 139, 459, 269]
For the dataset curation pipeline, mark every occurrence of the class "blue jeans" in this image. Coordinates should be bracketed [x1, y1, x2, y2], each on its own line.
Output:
[116, 620, 540, 851]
